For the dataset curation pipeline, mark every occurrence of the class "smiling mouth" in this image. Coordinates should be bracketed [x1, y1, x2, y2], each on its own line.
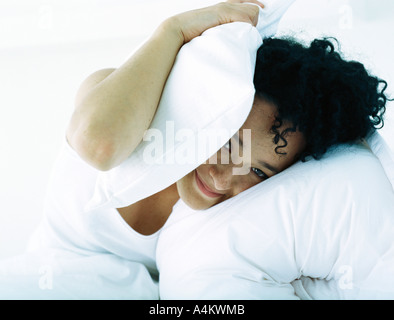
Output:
[195, 170, 223, 198]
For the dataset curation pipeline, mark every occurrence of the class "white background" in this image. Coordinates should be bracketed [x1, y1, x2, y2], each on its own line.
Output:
[0, 0, 393, 259]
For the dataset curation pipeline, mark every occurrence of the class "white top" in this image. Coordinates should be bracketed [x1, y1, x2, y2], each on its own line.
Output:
[30, 138, 160, 273]
[17, 138, 164, 299]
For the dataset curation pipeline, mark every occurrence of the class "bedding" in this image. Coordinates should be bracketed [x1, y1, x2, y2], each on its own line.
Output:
[0, 248, 157, 299]
[157, 137, 394, 299]
[366, 132, 394, 188]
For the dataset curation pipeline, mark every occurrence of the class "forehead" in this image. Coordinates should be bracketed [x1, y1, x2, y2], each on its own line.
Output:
[241, 96, 278, 133]
[239, 95, 305, 169]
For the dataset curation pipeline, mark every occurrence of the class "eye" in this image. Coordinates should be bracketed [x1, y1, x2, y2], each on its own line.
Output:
[251, 167, 268, 180]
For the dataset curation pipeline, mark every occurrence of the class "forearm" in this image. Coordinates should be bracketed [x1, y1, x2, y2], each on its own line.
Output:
[67, 2, 261, 171]
[67, 19, 184, 171]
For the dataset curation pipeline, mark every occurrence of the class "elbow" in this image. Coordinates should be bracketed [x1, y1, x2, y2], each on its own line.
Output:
[67, 125, 120, 171]
[83, 140, 118, 172]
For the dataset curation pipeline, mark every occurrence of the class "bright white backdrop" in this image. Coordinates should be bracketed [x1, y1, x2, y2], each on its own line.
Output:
[0, 0, 393, 259]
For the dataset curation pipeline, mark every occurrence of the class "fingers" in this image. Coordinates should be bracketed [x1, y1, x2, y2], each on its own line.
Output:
[217, 2, 260, 26]
[168, 2, 261, 44]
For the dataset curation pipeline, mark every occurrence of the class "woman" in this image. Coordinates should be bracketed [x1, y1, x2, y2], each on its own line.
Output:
[48, 0, 388, 296]
[66, 0, 307, 236]
[66, 0, 388, 232]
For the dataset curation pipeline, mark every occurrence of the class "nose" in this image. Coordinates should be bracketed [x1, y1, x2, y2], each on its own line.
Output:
[208, 164, 234, 191]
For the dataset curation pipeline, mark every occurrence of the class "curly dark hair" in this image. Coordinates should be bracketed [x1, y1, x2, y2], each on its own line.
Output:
[253, 37, 390, 161]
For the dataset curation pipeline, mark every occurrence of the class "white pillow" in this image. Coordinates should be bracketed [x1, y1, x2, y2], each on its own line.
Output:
[85, 0, 296, 210]
[157, 142, 394, 299]
[367, 132, 394, 188]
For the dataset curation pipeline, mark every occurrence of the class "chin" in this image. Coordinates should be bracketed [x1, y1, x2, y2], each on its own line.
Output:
[181, 197, 211, 211]
[176, 182, 213, 211]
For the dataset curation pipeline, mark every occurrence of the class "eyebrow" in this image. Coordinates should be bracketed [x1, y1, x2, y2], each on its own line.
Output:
[234, 133, 280, 174]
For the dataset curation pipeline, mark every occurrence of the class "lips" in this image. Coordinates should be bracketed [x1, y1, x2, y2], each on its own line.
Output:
[195, 170, 223, 198]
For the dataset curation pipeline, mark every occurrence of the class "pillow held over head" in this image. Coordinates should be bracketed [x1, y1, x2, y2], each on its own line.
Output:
[85, 0, 296, 210]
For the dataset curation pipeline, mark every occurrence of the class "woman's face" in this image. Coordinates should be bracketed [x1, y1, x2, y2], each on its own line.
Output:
[176, 95, 306, 210]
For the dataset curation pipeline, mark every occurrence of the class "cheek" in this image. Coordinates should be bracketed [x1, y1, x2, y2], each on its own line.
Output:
[231, 175, 261, 197]
[176, 171, 196, 201]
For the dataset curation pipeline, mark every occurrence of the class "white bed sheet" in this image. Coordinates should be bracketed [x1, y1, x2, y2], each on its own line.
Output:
[0, 248, 158, 300]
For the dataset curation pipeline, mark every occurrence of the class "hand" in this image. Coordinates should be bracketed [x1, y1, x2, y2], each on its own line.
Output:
[226, 0, 265, 8]
[167, 2, 263, 44]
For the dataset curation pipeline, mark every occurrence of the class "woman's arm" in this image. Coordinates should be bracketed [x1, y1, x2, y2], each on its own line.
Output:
[66, 2, 262, 171]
